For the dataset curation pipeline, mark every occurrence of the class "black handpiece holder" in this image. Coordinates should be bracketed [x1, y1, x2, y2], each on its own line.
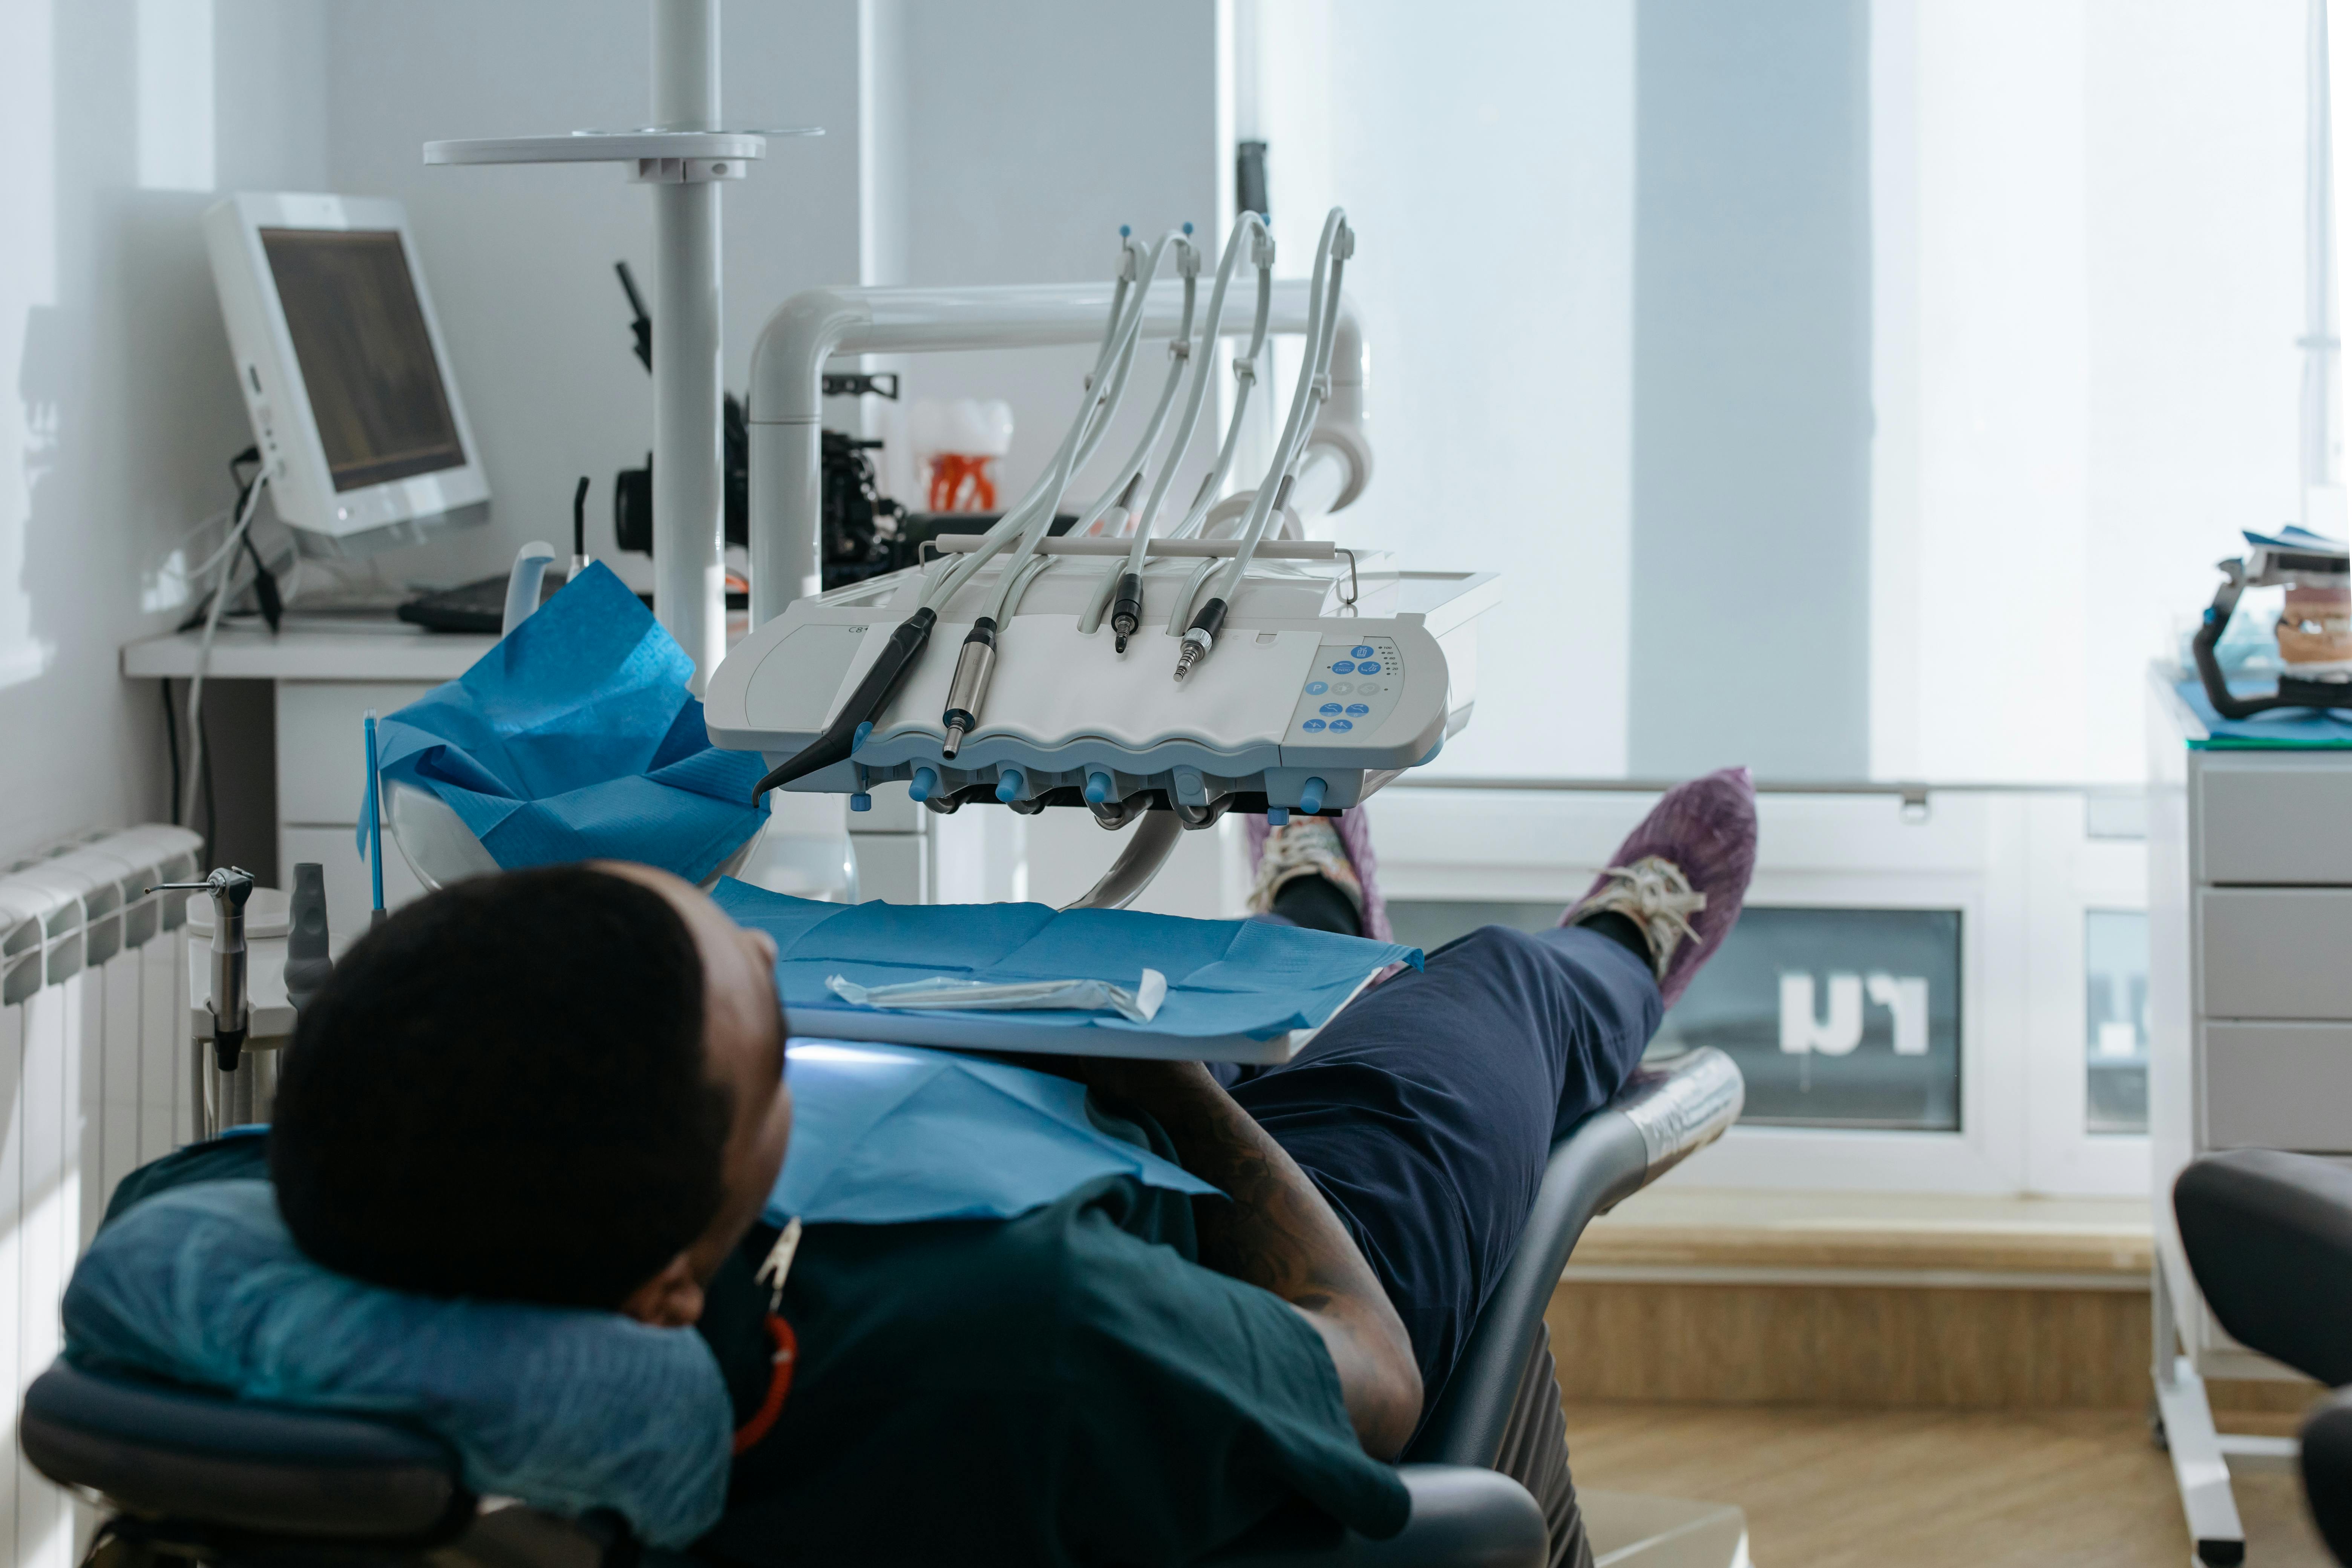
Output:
[751, 608, 938, 797]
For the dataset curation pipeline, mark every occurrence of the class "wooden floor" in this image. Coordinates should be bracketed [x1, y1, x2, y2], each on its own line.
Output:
[1562, 1402, 2330, 1568]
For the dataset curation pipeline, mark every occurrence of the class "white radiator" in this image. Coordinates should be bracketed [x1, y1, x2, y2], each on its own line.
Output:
[0, 826, 202, 1568]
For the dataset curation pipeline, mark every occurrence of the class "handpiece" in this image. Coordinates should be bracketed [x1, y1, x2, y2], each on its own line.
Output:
[149, 868, 255, 1072]
[940, 618, 999, 759]
[1111, 573, 1144, 653]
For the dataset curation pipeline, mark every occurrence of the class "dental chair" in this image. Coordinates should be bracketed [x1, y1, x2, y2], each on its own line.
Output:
[2175, 1150, 2352, 1566]
[20, 1048, 1739, 1568]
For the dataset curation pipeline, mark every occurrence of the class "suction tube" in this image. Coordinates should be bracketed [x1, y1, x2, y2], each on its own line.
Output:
[1177, 209, 1351, 683]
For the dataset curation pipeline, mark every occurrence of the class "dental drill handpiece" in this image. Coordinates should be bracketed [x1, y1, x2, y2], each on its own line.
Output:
[149, 868, 256, 1073]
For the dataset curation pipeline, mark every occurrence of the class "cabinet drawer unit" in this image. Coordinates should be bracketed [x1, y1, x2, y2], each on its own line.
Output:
[2198, 888, 2352, 1021]
[2196, 755, 2352, 885]
[2203, 1022, 2352, 1152]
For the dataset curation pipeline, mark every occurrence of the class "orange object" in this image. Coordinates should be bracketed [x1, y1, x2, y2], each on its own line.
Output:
[730, 1313, 798, 1455]
[927, 453, 997, 512]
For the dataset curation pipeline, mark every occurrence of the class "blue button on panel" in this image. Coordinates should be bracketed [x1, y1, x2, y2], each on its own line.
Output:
[1331, 661, 1355, 673]
[1346, 703, 1369, 716]
[1351, 644, 1376, 659]
[1302, 718, 1327, 732]
[1305, 681, 1328, 695]
[1319, 702, 1343, 716]
[1330, 719, 1354, 732]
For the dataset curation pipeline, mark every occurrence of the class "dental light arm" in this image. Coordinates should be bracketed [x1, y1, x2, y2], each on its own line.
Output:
[1175, 209, 1353, 684]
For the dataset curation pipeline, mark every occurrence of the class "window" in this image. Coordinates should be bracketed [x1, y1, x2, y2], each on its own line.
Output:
[1388, 901, 1966, 1132]
[1654, 908, 1962, 1131]
[1245, 2, 2306, 782]
[1374, 784, 2147, 1196]
[2084, 909, 2151, 1136]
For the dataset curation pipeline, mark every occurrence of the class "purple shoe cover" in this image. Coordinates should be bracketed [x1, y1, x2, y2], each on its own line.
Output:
[1563, 766, 1757, 1008]
[1244, 806, 1391, 943]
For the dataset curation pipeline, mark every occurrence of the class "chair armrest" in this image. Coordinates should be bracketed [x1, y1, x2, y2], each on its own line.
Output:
[2303, 1388, 2352, 1566]
[1612, 1047, 1744, 1191]
[2176, 1150, 2352, 1387]
[1406, 1048, 1742, 1468]
[1202, 1465, 1548, 1568]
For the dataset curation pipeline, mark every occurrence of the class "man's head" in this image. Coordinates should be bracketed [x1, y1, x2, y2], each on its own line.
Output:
[271, 863, 789, 1326]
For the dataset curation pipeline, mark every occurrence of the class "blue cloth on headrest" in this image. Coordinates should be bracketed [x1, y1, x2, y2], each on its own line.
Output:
[61, 1181, 730, 1548]
[769, 1039, 1218, 1225]
[370, 563, 768, 883]
[713, 881, 1419, 1044]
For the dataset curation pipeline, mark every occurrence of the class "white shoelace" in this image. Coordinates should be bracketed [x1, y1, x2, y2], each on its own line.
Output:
[1577, 856, 1706, 981]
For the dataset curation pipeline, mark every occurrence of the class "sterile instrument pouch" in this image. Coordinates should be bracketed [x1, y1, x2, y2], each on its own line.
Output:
[827, 969, 1168, 1024]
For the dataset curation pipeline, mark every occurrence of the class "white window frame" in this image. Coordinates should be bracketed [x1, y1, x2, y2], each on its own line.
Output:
[1372, 783, 2147, 1197]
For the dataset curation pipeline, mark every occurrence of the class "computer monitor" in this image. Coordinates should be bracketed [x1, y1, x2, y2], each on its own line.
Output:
[203, 192, 490, 556]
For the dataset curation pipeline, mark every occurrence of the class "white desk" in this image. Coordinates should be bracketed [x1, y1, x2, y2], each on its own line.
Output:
[121, 623, 913, 936]
[123, 625, 496, 951]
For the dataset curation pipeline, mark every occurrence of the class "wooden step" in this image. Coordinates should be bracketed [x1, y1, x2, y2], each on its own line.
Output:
[1549, 1187, 2199, 1411]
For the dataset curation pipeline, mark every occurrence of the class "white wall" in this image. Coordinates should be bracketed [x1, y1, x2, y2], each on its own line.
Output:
[0, 0, 328, 861]
[884, 0, 1223, 513]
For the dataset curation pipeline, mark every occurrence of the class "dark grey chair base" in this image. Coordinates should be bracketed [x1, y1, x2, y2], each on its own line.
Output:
[22, 1050, 1742, 1568]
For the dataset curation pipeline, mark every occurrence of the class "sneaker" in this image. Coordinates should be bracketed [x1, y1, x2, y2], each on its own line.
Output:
[1246, 817, 1366, 923]
[1562, 767, 1757, 1007]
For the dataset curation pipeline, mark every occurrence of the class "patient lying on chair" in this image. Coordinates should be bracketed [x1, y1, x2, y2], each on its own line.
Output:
[101, 771, 1754, 1568]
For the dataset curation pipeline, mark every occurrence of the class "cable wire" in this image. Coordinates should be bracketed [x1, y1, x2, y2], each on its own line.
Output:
[181, 470, 270, 832]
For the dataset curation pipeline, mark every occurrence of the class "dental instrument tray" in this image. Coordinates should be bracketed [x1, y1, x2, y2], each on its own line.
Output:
[705, 543, 1498, 820]
[714, 881, 1419, 1064]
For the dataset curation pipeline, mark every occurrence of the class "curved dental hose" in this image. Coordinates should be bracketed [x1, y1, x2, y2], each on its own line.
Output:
[1164, 219, 1279, 543]
[751, 230, 1162, 797]
[938, 228, 1187, 758]
[1173, 208, 1352, 684]
[1089, 213, 1278, 650]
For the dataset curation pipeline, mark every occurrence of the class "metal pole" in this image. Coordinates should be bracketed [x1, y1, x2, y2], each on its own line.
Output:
[652, 0, 726, 689]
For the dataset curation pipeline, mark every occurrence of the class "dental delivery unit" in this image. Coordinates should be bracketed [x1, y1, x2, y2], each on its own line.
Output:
[706, 209, 1498, 855]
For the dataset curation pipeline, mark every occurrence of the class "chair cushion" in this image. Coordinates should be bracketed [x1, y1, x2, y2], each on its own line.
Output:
[61, 1181, 731, 1548]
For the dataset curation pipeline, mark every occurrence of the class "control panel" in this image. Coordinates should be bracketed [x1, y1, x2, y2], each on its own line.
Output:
[1284, 640, 1403, 741]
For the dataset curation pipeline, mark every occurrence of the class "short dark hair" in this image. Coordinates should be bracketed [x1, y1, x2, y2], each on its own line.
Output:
[271, 866, 731, 1309]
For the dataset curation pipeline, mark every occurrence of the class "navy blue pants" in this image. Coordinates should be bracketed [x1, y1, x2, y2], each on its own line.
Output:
[1216, 926, 1661, 1410]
